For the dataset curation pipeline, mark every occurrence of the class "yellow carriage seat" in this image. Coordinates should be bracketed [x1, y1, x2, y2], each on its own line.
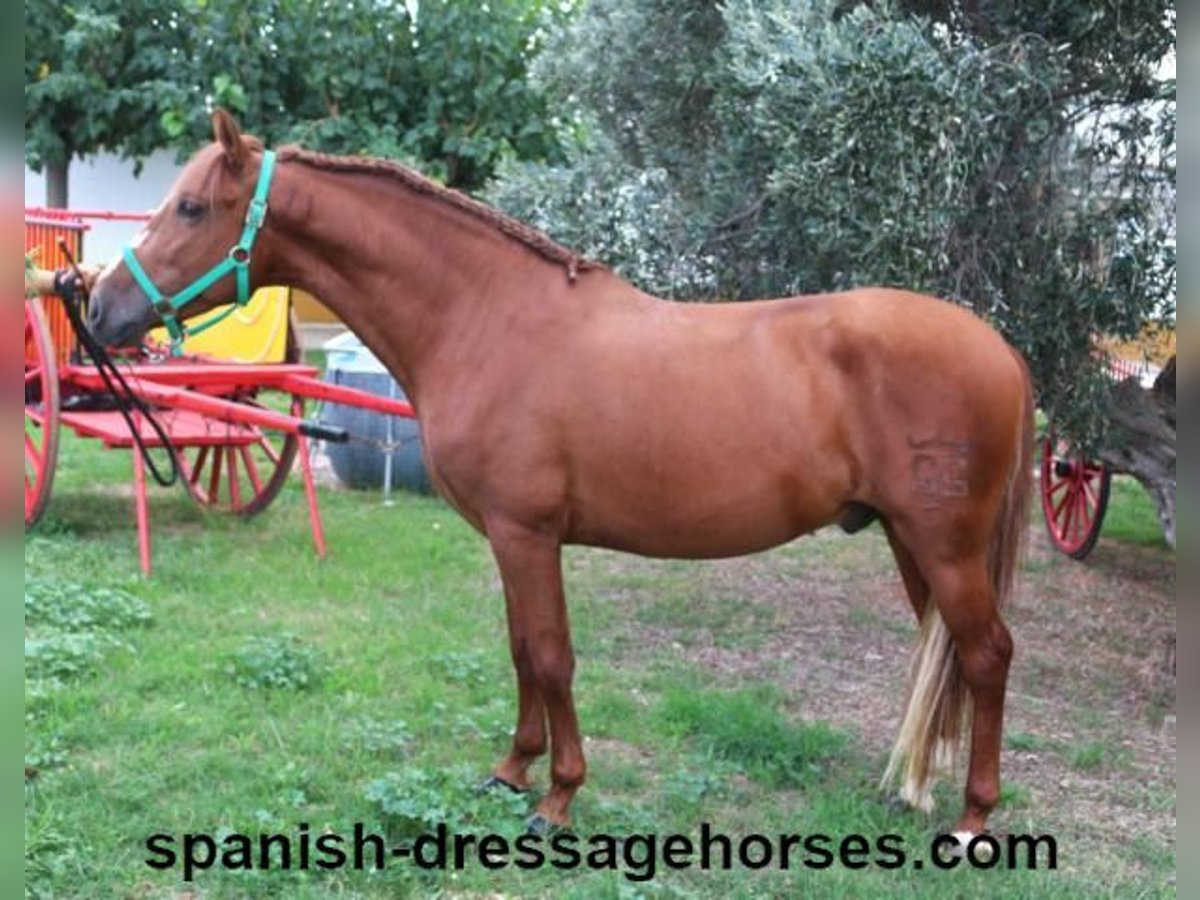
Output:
[148, 285, 292, 362]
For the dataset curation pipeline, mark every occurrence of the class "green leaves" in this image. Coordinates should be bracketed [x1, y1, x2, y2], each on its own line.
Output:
[26, 0, 565, 190]
[228, 633, 324, 691]
[211, 73, 248, 114]
[24, 579, 151, 713]
[488, 0, 1175, 447]
[160, 108, 186, 139]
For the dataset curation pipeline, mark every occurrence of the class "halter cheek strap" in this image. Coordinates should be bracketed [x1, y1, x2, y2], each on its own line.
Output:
[122, 149, 277, 354]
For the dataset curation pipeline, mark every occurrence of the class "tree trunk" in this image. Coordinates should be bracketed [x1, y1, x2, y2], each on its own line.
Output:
[1097, 356, 1176, 548]
[46, 160, 69, 209]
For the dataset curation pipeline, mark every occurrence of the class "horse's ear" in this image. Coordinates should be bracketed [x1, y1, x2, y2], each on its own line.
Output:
[212, 108, 247, 171]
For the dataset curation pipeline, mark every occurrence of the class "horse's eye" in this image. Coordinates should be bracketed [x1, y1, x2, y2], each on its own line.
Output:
[176, 198, 205, 220]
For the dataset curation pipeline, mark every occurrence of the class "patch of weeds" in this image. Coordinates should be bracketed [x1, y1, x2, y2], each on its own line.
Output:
[1128, 834, 1175, 871]
[263, 761, 321, 812]
[1143, 681, 1175, 729]
[24, 678, 65, 713]
[25, 803, 88, 890]
[581, 796, 658, 835]
[25, 734, 69, 773]
[582, 689, 641, 737]
[24, 580, 152, 685]
[601, 759, 648, 792]
[656, 686, 849, 788]
[243, 789, 313, 836]
[364, 764, 528, 839]
[430, 649, 489, 686]
[999, 782, 1033, 809]
[229, 634, 324, 690]
[345, 717, 413, 754]
[451, 698, 512, 743]
[843, 606, 883, 630]
[24, 632, 106, 681]
[1069, 741, 1131, 772]
[638, 588, 774, 651]
[25, 582, 151, 632]
[26, 515, 77, 538]
[1006, 732, 1061, 753]
[662, 756, 732, 808]
[1121, 783, 1176, 814]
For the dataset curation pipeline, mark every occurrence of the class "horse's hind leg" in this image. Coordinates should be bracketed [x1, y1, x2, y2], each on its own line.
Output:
[882, 519, 929, 621]
[922, 552, 1013, 837]
[902, 540, 1012, 835]
[485, 581, 547, 792]
[883, 506, 1013, 838]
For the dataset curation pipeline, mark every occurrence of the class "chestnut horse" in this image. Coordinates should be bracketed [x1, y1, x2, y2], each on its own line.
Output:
[88, 112, 1033, 842]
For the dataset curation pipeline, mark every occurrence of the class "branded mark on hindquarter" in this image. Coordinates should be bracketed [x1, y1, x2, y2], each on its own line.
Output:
[908, 436, 971, 505]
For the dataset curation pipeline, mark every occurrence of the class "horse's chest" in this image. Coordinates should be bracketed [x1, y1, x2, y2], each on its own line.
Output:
[417, 409, 566, 533]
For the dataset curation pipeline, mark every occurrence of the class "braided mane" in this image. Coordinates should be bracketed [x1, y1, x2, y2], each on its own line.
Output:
[276, 146, 600, 279]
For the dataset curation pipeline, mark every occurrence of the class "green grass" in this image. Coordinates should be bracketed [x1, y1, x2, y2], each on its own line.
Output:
[1006, 732, 1062, 754]
[1067, 741, 1132, 774]
[24, 431, 1174, 898]
[656, 685, 850, 788]
[1103, 476, 1169, 548]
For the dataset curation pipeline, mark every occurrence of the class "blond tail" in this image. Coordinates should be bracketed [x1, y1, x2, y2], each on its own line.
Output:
[881, 606, 970, 812]
[882, 352, 1034, 812]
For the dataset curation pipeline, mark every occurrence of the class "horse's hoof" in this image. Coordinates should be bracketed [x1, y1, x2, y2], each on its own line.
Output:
[525, 813, 567, 837]
[884, 794, 910, 815]
[476, 774, 529, 795]
[935, 830, 993, 862]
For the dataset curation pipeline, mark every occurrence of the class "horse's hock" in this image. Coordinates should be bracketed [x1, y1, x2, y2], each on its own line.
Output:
[321, 331, 432, 494]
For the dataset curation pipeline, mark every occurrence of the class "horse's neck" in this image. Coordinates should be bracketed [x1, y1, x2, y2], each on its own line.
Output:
[267, 162, 551, 398]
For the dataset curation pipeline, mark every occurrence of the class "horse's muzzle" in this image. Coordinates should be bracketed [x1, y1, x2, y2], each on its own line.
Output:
[87, 279, 155, 349]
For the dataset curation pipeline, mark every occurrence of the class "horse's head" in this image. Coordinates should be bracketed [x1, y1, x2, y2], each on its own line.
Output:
[88, 110, 272, 348]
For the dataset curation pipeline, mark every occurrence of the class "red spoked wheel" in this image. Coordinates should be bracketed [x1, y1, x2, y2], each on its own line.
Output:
[1039, 434, 1111, 559]
[175, 396, 303, 516]
[174, 316, 305, 517]
[25, 299, 60, 527]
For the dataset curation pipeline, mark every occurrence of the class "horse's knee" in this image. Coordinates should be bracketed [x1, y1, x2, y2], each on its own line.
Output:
[959, 618, 1012, 691]
[528, 644, 575, 694]
[513, 723, 547, 759]
[510, 637, 536, 675]
[551, 754, 586, 790]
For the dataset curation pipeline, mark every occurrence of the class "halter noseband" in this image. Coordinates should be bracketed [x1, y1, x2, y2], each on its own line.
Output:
[121, 149, 277, 354]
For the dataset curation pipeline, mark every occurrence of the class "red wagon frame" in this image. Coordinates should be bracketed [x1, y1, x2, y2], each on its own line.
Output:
[25, 208, 416, 574]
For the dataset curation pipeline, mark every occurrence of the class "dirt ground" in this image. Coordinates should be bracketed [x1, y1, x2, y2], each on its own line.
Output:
[569, 523, 1176, 866]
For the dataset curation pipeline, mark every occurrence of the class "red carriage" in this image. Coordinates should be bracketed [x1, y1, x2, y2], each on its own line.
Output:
[24, 207, 416, 573]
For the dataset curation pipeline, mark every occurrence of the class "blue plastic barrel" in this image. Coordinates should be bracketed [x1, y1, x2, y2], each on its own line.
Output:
[321, 332, 433, 494]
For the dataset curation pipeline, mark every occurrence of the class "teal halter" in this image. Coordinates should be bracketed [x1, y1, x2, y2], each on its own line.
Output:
[122, 149, 277, 354]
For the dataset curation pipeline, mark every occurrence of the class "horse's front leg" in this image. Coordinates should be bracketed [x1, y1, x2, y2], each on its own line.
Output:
[485, 582, 547, 792]
[487, 522, 585, 829]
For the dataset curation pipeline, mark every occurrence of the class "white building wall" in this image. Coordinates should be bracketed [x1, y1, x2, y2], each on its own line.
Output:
[24, 149, 181, 265]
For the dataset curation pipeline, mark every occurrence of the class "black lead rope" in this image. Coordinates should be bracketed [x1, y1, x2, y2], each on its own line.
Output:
[55, 241, 180, 488]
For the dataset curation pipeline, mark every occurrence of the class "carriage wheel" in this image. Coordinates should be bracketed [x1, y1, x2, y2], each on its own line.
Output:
[175, 397, 303, 516]
[25, 299, 60, 527]
[175, 315, 304, 517]
[1039, 435, 1111, 560]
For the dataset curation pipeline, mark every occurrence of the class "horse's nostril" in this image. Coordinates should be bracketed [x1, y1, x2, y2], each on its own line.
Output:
[85, 302, 109, 338]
